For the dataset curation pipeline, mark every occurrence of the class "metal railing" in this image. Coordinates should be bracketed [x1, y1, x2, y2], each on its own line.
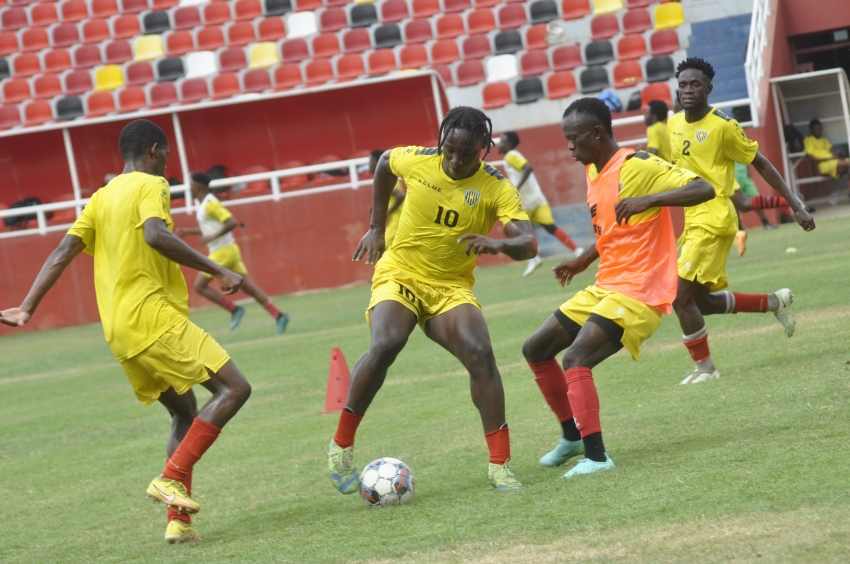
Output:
[744, 0, 772, 127]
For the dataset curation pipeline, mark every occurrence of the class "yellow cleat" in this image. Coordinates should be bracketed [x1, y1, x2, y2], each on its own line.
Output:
[146, 476, 200, 515]
[733, 230, 747, 257]
[164, 519, 200, 545]
[488, 459, 523, 491]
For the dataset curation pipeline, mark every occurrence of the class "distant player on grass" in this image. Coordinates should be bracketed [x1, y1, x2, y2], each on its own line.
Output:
[496, 130, 583, 277]
[176, 172, 290, 334]
[0, 120, 252, 544]
[669, 57, 815, 384]
[522, 98, 715, 478]
[327, 107, 537, 492]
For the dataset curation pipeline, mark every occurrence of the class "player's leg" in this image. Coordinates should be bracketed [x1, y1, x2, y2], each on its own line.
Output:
[240, 275, 290, 334]
[540, 222, 581, 255]
[673, 276, 721, 383]
[730, 191, 749, 256]
[194, 271, 244, 329]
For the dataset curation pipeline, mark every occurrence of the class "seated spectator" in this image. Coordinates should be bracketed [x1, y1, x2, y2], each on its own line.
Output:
[803, 118, 849, 179]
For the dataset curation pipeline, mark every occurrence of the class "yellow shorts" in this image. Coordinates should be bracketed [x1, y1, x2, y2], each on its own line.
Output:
[559, 285, 662, 361]
[677, 225, 734, 292]
[526, 203, 555, 226]
[120, 318, 230, 406]
[203, 243, 248, 279]
[367, 268, 481, 330]
[818, 159, 840, 178]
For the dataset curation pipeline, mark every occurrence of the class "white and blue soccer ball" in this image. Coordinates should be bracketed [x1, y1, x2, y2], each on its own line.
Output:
[359, 457, 415, 508]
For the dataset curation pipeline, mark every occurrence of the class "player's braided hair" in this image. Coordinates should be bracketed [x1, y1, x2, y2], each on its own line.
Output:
[563, 97, 613, 136]
[675, 57, 716, 81]
[437, 106, 494, 157]
[119, 119, 168, 161]
[647, 99, 669, 122]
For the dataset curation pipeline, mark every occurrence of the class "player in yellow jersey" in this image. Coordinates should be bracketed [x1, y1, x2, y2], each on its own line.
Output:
[367, 149, 406, 247]
[177, 172, 290, 334]
[644, 99, 672, 162]
[668, 58, 815, 384]
[0, 120, 252, 544]
[326, 107, 536, 492]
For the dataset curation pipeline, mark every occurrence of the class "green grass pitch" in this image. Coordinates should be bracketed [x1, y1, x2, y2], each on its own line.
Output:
[1, 217, 848, 563]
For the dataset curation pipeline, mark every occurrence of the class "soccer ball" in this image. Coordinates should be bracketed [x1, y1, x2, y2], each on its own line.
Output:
[359, 457, 415, 508]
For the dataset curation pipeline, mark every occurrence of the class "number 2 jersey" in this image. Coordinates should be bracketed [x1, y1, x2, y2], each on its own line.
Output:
[381, 146, 529, 288]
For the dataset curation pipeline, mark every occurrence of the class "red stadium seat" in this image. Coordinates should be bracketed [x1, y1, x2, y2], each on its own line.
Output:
[179, 77, 208, 104]
[411, 0, 440, 19]
[60, 0, 89, 23]
[172, 6, 200, 30]
[1, 8, 28, 31]
[117, 85, 146, 111]
[627, 0, 652, 7]
[234, 0, 262, 21]
[649, 29, 679, 56]
[12, 53, 41, 77]
[238, 165, 272, 194]
[151, 0, 178, 9]
[466, 9, 495, 35]
[367, 49, 396, 75]
[436, 14, 464, 40]
[455, 59, 484, 86]
[525, 23, 547, 50]
[44, 48, 72, 73]
[31, 3, 59, 27]
[335, 53, 364, 81]
[242, 68, 270, 92]
[381, 0, 408, 23]
[305, 58, 333, 86]
[64, 69, 93, 94]
[81, 18, 110, 43]
[51, 23, 80, 48]
[0, 31, 19, 56]
[399, 44, 428, 69]
[403, 19, 432, 44]
[257, 17, 286, 42]
[430, 63, 452, 86]
[120, 0, 149, 14]
[73, 44, 102, 68]
[273, 62, 301, 89]
[90, 0, 119, 18]
[561, 0, 590, 21]
[320, 8, 347, 33]
[278, 160, 307, 189]
[613, 60, 642, 88]
[148, 80, 177, 107]
[211, 72, 239, 99]
[312, 33, 340, 58]
[33, 73, 62, 98]
[519, 50, 548, 77]
[0, 104, 21, 129]
[104, 40, 133, 64]
[461, 34, 491, 59]
[226, 21, 256, 47]
[617, 34, 646, 61]
[429, 39, 459, 65]
[203, 2, 231, 25]
[482, 81, 511, 109]
[497, 4, 527, 29]
[296, 0, 323, 10]
[590, 13, 619, 40]
[219, 47, 247, 72]
[551, 44, 582, 71]
[443, 0, 471, 13]
[23, 100, 53, 125]
[2, 78, 31, 103]
[640, 81, 671, 109]
[281, 37, 308, 63]
[86, 90, 114, 117]
[21, 27, 49, 52]
[474, 0, 499, 6]
[125, 60, 153, 85]
[165, 30, 193, 56]
[622, 8, 651, 34]
[112, 15, 141, 39]
[341, 28, 371, 54]
[196, 26, 225, 51]
[547, 70, 576, 98]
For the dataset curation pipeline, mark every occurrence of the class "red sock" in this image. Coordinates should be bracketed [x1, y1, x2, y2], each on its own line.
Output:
[161, 419, 221, 482]
[732, 292, 769, 313]
[684, 334, 711, 362]
[333, 410, 363, 449]
[751, 195, 789, 210]
[484, 426, 511, 465]
[553, 227, 578, 251]
[167, 468, 192, 524]
[528, 360, 573, 423]
[217, 296, 238, 314]
[564, 367, 601, 437]
[262, 299, 281, 319]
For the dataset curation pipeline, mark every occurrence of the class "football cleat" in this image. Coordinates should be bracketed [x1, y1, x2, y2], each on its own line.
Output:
[563, 455, 615, 478]
[523, 256, 543, 277]
[680, 369, 720, 385]
[229, 306, 246, 331]
[488, 459, 523, 491]
[164, 519, 199, 545]
[773, 288, 794, 337]
[327, 439, 359, 494]
[146, 477, 200, 515]
[538, 438, 584, 467]
[733, 230, 747, 257]
[276, 312, 290, 334]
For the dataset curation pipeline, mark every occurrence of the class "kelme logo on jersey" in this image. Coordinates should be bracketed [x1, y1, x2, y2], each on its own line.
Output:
[463, 190, 481, 207]
[695, 130, 709, 143]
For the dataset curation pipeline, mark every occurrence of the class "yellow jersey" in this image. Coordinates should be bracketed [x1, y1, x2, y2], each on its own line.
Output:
[646, 121, 671, 163]
[381, 146, 528, 288]
[803, 135, 833, 160]
[387, 179, 405, 223]
[68, 172, 190, 362]
[668, 108, 759, 236]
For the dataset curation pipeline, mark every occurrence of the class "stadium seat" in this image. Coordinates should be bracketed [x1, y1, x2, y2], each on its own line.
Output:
[612, 60, 641, 88]
[55, 95, 83, 119]
[640, 81, 670, 108]
[0, 57, 8, 80]
[0, 32, 19, 56]
[515, 76, 543, 104]
[430, 39, 459, 65]
[429, 63, 452, 86]
[125, 60, 153, 85]
[404, 19, 433, 44]
[58, 1, 88, 24]
[295, 0, 323, 10]
[142, 10, 170, 34]
[151, 0, 178, 9]
[645, 55, 674, 82]
[265, 0, 292, 15]
[497, 4, 527, 29]
[85, 90, 114, 117]
[530, 0, 558, 24]
[342, 28, 371, 53]
[211, 72, 239, 99]
[455, 59, 484, 86]
[226, 21, 256, 46]
[2, 78, 31, 103]
[320, 8, 348, 33]
[44, 49, 73, 73]
[335, 53, 364, 81]
[90, 0, 119, 18]
[591, 14, 619, 40]
[350, 3, 377, 28]
[399, 44, 428, 69]
[374, 24, 402, 48]
[305, 57, 333, 85]
[156, 55, 184, 80]
[519, 50, 548, 77]
[411, 0, 440, 19]
[367, 48, 396, 75]
[23, 99, 53, 126]
[649, 29, 679, 56]
[654, 2, 683, 30]
[21, 27, 49, 52]
[1, 8, 28, 31]
[461, 34, 491, 59]
[203, 2, 231, 25]
[179, 77, 208, 103]
[117, 85, 146, 111]
[281, 37, 309, 62]
[617, 34, 646, 61]
[12, 53, 41, 76]
[585, 40, 614, 66]
[81, 18, 110, 43]
[579, 65, 609, 92]
[196, 26, 225, 51]
[148, 80, 177, 106]
[186, 51, 215, 77]
[486, 53, 516, 81]
[546, 70, 576, 98]
[443, 0, 469, 12]
[592, 0, 622, 15]
[312, 33, 340, 57]
[73, 44, 102, 68]
[561, 0, 590, 21]
[112, 15, 141, 39]
[287, 11, 316, 37]
[524, 23, 547, 50]
[165, 30, 193, 56]
[278, 160, 307, 189]
[493, 29, 522, 55]
[622, 8, 651, 34]
[134, 35, 163, 61]
[381, 0, 408, 23]
[466, 9, 495, 35]
[64, 69, 93, 94]
[172, 6, 200, 30]
[0, 104, 20, 129]
[242, 68, 271, 92]
[235, 0, 262, 21]
[436, 14, 464, 39]
[31, 3, 59, 27]
[104, 40, 133, 64]
[248, 42, 277, 69]
[627, 0, 652, 7]
[121, 0, 149, 14]
[474, 0, 499, 6]
[273, 62, 301, 89]
[51, 23, 81, 48]
[482, 81, 511, 109]
[219, 47, 247, 72]
[257, 17, 286, 42]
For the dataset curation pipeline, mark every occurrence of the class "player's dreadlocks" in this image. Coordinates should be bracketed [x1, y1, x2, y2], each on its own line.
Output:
[437, 106, 494, 157]
[675, 57, 715, 81]
[647, 99, 669, 122]
[563, 97, 613, 136]
[119, 119, 168, 161]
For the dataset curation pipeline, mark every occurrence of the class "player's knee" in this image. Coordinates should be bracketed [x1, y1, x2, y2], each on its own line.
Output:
[370, 332, 408, 361]
[561, 348, 588, 370]
[232, 376, 252, 404]
[464, 341, 496, 371]
[521, 335, 544, 363]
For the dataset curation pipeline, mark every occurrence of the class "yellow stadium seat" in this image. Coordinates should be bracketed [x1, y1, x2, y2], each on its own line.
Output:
[94, 64, 124, 91]
[592, 0, 623, 16]
[133, 35, 164, 62]
[654, 2, 685, 30]
[248, 42, 279, 69]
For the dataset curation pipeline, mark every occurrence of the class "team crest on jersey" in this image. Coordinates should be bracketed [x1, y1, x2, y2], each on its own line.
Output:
[695, 130, 709, 143]
[463, 190, 481, 206]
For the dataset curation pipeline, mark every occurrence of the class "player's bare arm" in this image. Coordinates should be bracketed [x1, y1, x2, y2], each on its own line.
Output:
[353, 150, 396, 265]
[615, 178, 714, 224]
[552, 244, 599, 287]
[175, 227, 202, 237]
[198, 216, 238, 245]
[143, 217, 242, 294]
[385, 188, 406, 215]
[749, 152, 815, 231]
[458, 219, 537, 259]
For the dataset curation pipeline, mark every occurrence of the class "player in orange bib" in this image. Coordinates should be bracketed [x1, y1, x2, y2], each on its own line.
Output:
[522, 99, 714, 478]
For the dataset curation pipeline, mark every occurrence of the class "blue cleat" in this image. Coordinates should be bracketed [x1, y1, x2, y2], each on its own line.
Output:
[327, 439, 359, 494]
[563, 455, 615, 479]
[229, 306, 245, 331]
[539, 438, 585, 467]
[276, 312, 290, 334]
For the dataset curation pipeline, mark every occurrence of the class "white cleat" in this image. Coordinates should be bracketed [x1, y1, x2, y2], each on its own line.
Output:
[523, 256, 543, 277]
[773, 288, 794, 337]
[573, 247, 585, 258]
[680, 369, 720, 385]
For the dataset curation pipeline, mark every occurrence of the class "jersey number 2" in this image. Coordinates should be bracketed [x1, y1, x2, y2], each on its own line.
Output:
[682, 140, 691, 156]
[434, 206, 459, 228]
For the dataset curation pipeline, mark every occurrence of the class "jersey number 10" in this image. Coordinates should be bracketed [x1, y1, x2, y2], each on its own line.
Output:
[434, 206, 459, 228]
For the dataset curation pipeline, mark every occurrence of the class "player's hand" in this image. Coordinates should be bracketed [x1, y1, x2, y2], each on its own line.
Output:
[175, 227, 191, 238]
[793, 207, 816, 231]
[458, 234, 502, 256]
[552, 258, 587, 287]
[0, 308, 30, 327]
[352, 228, 386, 265]
[614, 197, 652, 225]
[215, 269, 242, 295]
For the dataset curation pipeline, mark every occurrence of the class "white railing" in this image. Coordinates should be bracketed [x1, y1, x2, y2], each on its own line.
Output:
[744, 0, 772, 127]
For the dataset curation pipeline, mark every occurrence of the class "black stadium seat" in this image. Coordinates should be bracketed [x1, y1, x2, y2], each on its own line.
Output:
[265, 0, 292, 16]
[529, 0, 559, 25]
[493, 29, 522, 55]
[374, 24, 402, 49]
[157, 57, 185, 81]
[646, 55, 675, 83]
[350, 4, 378, 28]
[580, 66, 610, 92]
[56, 96, 84, 120]
[0, 58, 9, 80]
[143, 11, 170, 35]
[584, 40, 614, 66]
[515, 77, 544, 104]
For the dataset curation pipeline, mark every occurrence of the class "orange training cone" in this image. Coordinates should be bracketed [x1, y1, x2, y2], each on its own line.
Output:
[323, 347, 351, 413]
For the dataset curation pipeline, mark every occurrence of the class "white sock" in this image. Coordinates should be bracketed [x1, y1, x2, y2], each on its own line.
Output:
[767, 293, 781, 312]
[718, 291, 735, 314]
